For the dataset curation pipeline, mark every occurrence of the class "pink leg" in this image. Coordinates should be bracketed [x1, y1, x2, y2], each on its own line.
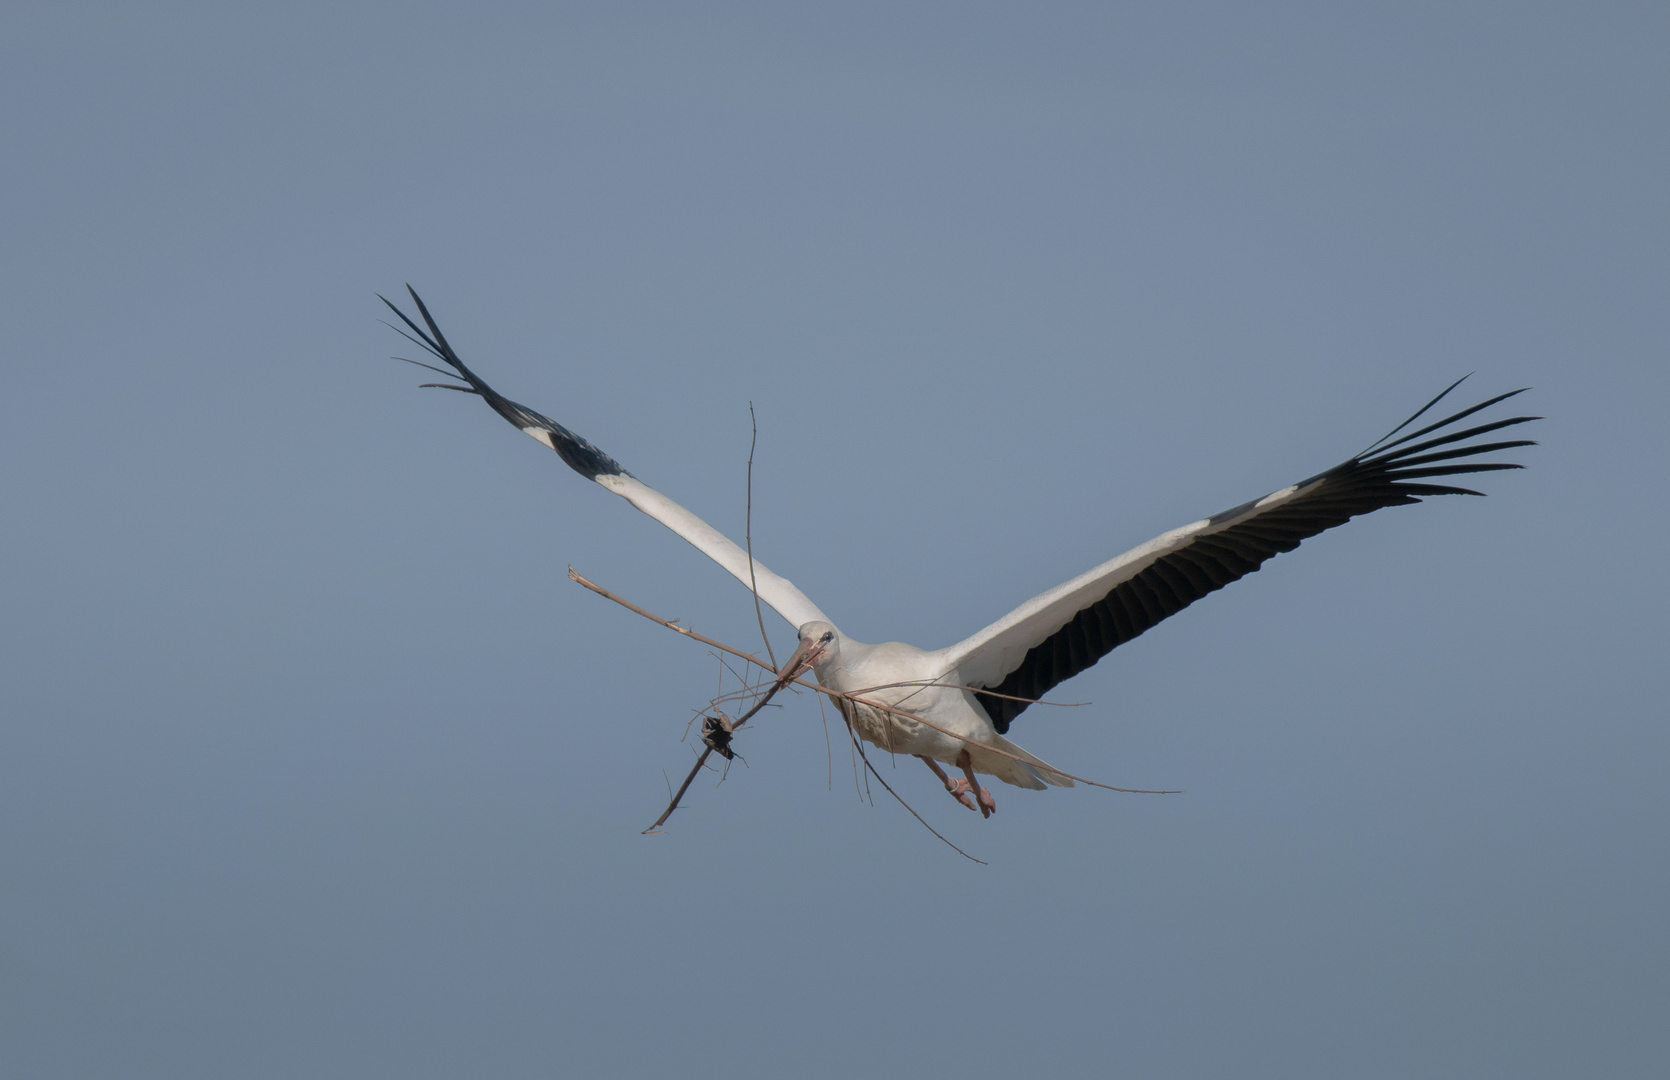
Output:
[917, 755, 978, 812]
[956, 749, 997, 818]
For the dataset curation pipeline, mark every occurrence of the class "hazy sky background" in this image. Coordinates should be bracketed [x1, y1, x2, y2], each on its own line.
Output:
[3, 4, 1666, 1077]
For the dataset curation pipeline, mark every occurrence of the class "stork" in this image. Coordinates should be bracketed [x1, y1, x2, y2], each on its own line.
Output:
[381, 287, 1537, 817]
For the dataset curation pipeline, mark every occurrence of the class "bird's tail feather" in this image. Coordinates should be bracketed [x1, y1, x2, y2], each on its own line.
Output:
[975, 734, 1076, 790]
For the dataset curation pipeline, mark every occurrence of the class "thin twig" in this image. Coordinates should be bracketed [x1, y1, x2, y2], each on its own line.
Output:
[824, 691, 864, 801]
[709, 688, 775, 712]
[819, 677, 833, 791]
[744, 402, 777, 671]
[646, 746, 715, 833]
[840, 715, 986, 864]
[713, 653, 760, 698]
[571, 567, 769, 668]
[849, 678, 1091, 709]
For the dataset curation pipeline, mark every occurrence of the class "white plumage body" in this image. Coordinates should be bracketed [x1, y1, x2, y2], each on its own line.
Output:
[805, 629, 1074, 791]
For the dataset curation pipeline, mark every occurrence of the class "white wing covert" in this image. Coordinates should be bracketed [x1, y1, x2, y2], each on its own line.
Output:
[381, 287, 830, 631]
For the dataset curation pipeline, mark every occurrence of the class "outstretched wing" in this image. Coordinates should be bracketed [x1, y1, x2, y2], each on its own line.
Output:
[939, 379, 1538, 733]
[381, 286, 830, 630]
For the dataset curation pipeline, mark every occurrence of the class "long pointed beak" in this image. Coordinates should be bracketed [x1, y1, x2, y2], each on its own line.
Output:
[776, 636, 822, 686]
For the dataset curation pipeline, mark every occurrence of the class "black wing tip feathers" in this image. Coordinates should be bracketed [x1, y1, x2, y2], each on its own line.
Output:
[1359, 374, 1471, 456]
[1337, 382, 1540, 505]
[380, 286, 630, 481]
[403, 284, 456, 359]
[982, 379, 1540, 733]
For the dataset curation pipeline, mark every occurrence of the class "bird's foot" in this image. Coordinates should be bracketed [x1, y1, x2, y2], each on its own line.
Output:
[919, 755, 981, 813]
[954, 748, 996, 818]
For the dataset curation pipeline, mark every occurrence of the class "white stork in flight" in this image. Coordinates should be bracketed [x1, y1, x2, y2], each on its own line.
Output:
[382, 287, 1537, 818]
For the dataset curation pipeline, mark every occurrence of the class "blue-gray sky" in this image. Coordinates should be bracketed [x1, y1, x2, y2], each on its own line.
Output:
[3, 4, 1666, 1077]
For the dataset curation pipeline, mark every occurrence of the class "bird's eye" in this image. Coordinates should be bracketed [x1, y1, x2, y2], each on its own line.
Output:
[820, 631, 834, 643]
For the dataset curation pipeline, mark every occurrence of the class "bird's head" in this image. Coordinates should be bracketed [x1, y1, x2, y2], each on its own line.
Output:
[780, 620, 839, 683]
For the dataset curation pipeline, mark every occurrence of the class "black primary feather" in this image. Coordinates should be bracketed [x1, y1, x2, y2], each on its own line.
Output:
[379, 286, 629, 481]
[975, 383, 1539, 733]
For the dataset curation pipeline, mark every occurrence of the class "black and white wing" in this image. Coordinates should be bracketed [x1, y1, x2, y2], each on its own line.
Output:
[381, 286, 830, 630]
[937, 380, 1538, 733]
